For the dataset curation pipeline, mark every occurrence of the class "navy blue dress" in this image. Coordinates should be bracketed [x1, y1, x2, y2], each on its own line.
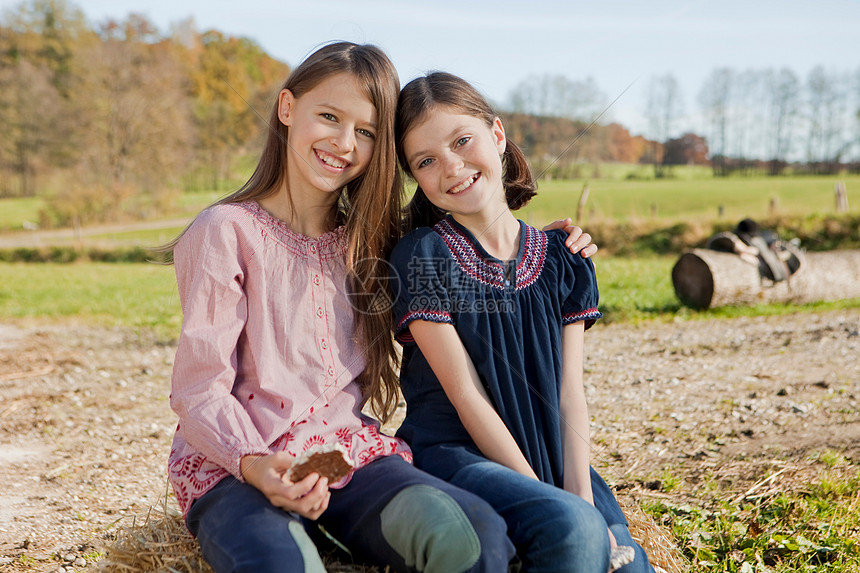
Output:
[390, 215, 626, 525]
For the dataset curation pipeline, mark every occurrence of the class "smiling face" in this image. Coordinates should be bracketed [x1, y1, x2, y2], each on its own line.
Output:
[279, 72, 378, 200]
[402, 106, 508, 222]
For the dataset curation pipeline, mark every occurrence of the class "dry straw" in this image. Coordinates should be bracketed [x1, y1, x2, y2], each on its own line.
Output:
[99, 489, 683, 573]
[620, 494, 687, 573]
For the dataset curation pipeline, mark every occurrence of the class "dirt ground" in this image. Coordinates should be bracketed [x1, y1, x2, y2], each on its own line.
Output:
[0, 308, 858, 572]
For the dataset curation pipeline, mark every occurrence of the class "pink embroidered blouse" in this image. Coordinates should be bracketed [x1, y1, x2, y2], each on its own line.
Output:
[167, 201, 411, 515]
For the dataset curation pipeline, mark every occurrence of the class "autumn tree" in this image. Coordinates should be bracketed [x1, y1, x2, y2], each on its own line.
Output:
[41, 13, 193, 227]
[604, 123, 649, 164]
[0, 0, 90, 196]
[663, 133, 709, 166]
[185, 28, 288, 190]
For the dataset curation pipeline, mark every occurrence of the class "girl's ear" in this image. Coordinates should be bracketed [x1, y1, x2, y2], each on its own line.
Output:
[278, 89, 296, 126]
[492, 117, 507, 155]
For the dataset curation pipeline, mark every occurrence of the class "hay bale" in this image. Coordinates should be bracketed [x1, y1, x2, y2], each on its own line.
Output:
[97, 500, 381, 573]
[97, 503, 212, 573]
[99, 495, 684, 573]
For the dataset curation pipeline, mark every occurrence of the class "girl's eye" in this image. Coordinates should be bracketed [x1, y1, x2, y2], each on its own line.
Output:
[455, 136, 470, 147]
[357, 128, 375, 139]
[416, 158, 433, 169]
[321, 113, 337, 121]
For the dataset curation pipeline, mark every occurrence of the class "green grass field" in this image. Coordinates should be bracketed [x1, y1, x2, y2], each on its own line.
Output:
[518, 173, 860, 227]
[0, 190, 222, 233]
[0, 261, 180, 338]
[3, 258, 859, 340]
[0, 196, 45, 231]
[86, 226, 188, 245]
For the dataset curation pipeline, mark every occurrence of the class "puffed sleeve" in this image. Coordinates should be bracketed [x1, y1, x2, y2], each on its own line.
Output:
[555, 232, 603, 330]
[170, 207, 270, 480]
[389, 229, 454, 344]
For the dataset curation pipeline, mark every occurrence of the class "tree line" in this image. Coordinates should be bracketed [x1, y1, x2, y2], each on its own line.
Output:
[509, 68, 859, 178]
[2, 0, 858, 228]
[647, 67, 860, 177]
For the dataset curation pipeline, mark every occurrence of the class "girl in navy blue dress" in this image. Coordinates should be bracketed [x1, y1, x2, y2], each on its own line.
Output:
[389, 72, 655, 573]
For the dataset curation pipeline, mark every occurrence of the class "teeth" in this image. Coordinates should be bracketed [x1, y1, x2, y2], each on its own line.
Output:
[449, 174, 477, 194]
[319, 152, 348, 169]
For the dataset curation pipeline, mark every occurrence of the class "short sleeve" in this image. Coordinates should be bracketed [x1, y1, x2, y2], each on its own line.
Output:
[555, 232, 602, 330]
[389, 229, 454, 344]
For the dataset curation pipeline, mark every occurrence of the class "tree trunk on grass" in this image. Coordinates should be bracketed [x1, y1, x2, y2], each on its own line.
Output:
[672, 249, 860, 309]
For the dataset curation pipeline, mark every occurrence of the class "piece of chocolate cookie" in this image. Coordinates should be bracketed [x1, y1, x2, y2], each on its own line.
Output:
[287, 443, 354, 483]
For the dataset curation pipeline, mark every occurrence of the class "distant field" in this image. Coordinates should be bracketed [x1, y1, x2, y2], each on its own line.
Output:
[86, 226, 187, 245]
[0, 190, 221, 233]
[0, 196, 44, 231]
[519, 173, 860, 226]
[3, 171, 857, 234]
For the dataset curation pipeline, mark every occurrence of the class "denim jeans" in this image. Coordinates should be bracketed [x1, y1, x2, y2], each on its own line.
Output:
[186, 455, 514, 573]
[449, 461, 655, 573]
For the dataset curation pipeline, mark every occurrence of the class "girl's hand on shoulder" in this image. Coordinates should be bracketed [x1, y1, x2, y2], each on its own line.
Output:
[240, 453, 331, 520]
[543, 218, 598, 258]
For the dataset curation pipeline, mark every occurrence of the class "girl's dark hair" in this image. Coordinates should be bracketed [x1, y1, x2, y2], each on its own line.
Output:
[162, 42, 404, 423]
[395, 71, 536, 230]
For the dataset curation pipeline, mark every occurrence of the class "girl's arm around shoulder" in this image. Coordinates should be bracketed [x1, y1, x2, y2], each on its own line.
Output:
[542, 218, 598, 258]
[408, 320, 538, 480]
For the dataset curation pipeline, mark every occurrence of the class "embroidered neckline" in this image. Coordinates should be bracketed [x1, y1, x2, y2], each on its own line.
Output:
[433, 216, 546, 291]
[239, 201, 347, 259]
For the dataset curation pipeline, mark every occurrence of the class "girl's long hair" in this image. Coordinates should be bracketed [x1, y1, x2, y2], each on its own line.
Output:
[395, 71, 536, 231]
[162, 42, 404, 422]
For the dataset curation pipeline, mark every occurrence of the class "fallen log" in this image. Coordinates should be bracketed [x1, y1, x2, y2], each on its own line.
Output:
[672, 248, 860, 309]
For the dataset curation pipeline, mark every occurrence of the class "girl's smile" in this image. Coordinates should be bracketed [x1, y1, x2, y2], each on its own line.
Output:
[315, 148, 352, 172]
[448, 172, 481, 195]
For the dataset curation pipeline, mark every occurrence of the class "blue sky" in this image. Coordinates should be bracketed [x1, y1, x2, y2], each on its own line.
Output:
[3, 0, 858, 136]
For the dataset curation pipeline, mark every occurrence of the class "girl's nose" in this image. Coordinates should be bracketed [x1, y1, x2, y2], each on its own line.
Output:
[442, 152, 463, 176]
[330, 127, 355, 152]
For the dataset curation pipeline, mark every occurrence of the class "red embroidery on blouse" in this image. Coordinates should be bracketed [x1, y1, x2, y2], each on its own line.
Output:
[433, 219, 547, 291]
[336, 427, 352, 444]
[562, 307, 601, 325]
[303, 435, 325, 449]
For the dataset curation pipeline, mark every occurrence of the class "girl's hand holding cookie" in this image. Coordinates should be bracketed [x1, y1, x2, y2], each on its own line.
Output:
[240, 452, 330, 519]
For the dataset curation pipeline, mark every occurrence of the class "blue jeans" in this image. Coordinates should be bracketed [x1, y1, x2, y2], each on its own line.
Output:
[449, 461, 655, 573]
[186, 455, 514, 573]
